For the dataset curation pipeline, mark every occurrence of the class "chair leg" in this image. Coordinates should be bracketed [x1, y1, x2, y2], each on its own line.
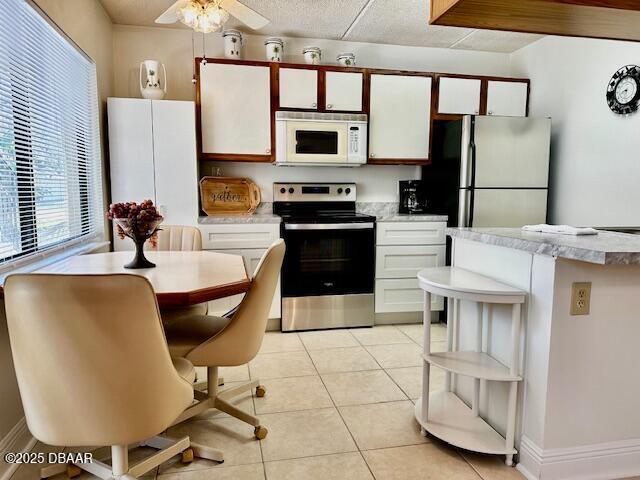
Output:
[214, 396, 260, 427]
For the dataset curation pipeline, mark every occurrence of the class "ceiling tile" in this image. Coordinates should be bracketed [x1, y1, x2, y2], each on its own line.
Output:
[100, 0, 372, 39]
[228, 0, 371, 38]
[451, 29, 544, 53]
[343, 0, 473, 48]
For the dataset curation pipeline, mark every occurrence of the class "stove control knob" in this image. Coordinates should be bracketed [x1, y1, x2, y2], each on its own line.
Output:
[345, 188, 351, 195]
[289, 187, 295, 194]
[337, 188, 343, 194]
[280, 187, 286, 194]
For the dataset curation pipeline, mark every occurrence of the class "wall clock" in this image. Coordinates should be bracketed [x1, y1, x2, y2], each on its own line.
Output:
[607, 65, 640, 115]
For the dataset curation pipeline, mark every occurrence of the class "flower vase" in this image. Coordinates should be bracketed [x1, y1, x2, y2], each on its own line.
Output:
[125, 235, 156, 269]
[113, 216, 162, 269]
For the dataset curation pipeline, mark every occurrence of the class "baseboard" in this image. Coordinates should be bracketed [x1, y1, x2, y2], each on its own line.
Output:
[0, 418, 36, 480]
[517, 435, 640, 480]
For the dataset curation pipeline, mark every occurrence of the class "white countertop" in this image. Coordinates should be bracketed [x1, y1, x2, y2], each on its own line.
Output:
[447, 227, 640, 265]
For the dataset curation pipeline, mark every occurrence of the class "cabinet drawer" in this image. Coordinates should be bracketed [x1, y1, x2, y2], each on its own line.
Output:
[375, 278, 443, 313]
[377, 222, 446, 246]
[200, 223, 280, 250]
[376, 245, 445, 279]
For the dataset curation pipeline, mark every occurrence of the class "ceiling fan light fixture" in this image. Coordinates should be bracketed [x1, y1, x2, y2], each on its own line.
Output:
[178, 1, 201, 27]
[205, 2, 229, 26]
[178, 0, 228, 33]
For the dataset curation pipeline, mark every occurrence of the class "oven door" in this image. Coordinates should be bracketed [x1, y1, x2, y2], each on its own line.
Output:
[281, 222, 375, 297]
[285, 121, 348, 164]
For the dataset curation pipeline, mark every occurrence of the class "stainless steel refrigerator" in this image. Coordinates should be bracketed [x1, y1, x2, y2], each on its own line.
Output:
[423, 115, 551, 228]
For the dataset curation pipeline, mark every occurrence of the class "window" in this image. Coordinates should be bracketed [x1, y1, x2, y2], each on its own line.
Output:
[0, 0, 103, 268]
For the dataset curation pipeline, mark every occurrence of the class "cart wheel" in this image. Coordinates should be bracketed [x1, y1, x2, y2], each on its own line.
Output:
[254, 425, 268, 440]
[255, 385, 267, 397]
[67, 465, 81, 479]
[181, 448, 194, 464]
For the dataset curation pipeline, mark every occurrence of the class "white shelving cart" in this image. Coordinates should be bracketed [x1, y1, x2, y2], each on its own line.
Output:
[415, 267, 526, 466]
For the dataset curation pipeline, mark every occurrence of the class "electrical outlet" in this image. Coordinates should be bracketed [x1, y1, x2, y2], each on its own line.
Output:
[570, 282, 591, 315]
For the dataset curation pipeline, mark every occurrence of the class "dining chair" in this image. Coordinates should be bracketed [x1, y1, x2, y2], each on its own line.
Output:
[149, 225, 208, 326]
[4, 273, 223, 479]
[165, 239, 285, 440]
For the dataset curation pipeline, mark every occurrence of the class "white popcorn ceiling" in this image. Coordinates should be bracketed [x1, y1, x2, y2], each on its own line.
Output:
[98, 0, 543, 53]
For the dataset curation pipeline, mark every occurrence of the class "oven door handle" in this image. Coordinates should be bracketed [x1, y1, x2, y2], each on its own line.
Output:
[284, 222, 375, 230]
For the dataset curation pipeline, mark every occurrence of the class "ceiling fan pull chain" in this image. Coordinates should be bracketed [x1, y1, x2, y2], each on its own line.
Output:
[201, 31, 207, 66]
[191, 31, 197, 84]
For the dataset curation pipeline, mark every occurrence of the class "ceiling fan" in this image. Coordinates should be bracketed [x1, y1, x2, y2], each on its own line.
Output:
[155, 0, 270, 33]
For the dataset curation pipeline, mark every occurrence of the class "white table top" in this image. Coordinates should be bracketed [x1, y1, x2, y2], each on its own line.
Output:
[34, 251, 250, 307]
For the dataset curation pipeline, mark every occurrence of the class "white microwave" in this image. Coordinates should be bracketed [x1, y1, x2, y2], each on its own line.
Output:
[275, 111, 367, 167]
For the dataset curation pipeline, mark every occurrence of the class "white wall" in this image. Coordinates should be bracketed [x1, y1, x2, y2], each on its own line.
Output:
[206, 163, 420, 203]
[510, 36, 640, 228]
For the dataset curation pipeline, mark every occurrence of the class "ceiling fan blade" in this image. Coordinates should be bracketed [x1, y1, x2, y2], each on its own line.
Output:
[220, 0, 270, 30]
[155, 0, 188, 24]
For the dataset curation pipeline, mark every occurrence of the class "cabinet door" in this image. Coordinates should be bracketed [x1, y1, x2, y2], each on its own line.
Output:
[152, 100, 198, 226]
[438, 77, 481, 115]
[107, 98, 155, 251]
[200, 62, 271, 156]
[325, 71, 363, 112]
[486, 81, 528, 117]
[369, 74, 432, 160]
[279, 68, 318, 109]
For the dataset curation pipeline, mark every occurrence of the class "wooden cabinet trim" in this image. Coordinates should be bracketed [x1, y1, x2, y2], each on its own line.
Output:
[194, 57, 530, 164]
[195, 57, 275, 163]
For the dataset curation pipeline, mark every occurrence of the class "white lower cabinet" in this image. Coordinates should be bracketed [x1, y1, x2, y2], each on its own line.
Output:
[200, 223, 281, 319]
[200, 223, 280, 250]
[375, 221, 446, 316]
[376, 245, 445, 279]
[377, 221, 446, 246]
[376, 278, 444, 312]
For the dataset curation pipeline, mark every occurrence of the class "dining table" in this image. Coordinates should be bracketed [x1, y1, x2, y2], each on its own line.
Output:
[30, 250, 251, 307]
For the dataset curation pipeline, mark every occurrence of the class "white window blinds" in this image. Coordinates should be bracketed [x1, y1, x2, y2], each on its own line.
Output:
[0, 0, 103, 267]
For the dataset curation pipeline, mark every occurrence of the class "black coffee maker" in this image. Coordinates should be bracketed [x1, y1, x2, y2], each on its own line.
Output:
[399, 180, 428, 214]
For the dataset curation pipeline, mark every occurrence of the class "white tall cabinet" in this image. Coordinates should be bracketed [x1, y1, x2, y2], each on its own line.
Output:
[107, 98, 199, 251]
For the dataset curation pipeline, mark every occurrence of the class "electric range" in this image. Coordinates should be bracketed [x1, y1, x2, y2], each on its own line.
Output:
[274, 183, 376, 332]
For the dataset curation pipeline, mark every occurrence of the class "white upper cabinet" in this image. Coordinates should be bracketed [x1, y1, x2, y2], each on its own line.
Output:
[369, 74, 432, 160]
[279, 68, 318, 109]
[438, 77, 482, 115]
[200, 62, 271, 156]
[325, 71, 363, 112]
[486, 81, 528, 117]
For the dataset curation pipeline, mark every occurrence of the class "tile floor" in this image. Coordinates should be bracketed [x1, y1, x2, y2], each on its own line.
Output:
[11, 323, 526, 480]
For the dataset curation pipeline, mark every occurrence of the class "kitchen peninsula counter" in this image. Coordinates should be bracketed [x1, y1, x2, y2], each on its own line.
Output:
[445, 227, 640, 480]
[447, 227, 640, 265]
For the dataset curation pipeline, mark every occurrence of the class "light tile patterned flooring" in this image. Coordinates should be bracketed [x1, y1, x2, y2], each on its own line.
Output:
[12, 323, 526, 480]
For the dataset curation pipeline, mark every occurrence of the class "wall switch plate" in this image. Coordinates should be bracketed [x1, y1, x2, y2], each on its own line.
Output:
[570, 282, 591, 315]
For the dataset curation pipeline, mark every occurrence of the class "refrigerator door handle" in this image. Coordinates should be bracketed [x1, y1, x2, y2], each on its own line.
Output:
[458, 189, 472, 227]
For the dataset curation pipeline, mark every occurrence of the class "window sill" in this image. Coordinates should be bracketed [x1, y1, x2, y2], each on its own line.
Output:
[0, 240, 110, 291]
